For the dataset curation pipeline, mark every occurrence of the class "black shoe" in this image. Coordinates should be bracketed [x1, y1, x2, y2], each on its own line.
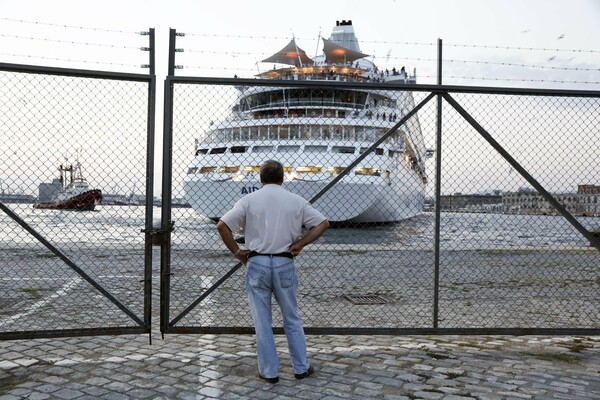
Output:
[294, 365, 315, 379]
[258, 374, 279, 384]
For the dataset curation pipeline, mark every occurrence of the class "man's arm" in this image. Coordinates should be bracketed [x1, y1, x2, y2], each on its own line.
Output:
[216, 220, 250, 264]
[288, 219, 329, 256]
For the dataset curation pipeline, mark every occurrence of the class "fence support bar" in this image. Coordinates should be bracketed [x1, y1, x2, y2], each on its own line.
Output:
[442, 92, 600, 251]
[433, 38, 443, 328]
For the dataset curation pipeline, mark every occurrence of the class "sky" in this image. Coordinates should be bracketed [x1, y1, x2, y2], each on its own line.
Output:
[1, 0, 598, 87]
[0, 0, 599, 197]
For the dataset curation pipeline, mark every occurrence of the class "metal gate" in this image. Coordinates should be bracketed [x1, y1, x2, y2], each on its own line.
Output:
[1, 30, 598, 340]
[160, 76, 600, 335]
[0, 56, 156, 340]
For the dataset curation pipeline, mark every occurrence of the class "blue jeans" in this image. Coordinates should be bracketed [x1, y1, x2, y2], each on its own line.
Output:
[246, 255, 309, 378]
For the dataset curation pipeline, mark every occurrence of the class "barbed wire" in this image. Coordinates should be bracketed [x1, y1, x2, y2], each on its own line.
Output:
[181, 65, 258, 72]
[4, 18, 598, 55]
[0, 17, 142, 34]
[175, 65, 600, 85]
[179, 32, 599, 54]
[184, 49, 267, 56]
[422, 75, 600, 85]
[0, 52, 143, 68]
[180, 49, 599, 72]
[443, 58, 599, 72]
[445, 42, 600, 54]
[0, 33, 142, 50]
[183, 32, 297, 40]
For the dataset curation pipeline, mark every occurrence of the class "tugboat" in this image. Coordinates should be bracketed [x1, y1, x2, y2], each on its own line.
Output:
[34, 160, 102, 211]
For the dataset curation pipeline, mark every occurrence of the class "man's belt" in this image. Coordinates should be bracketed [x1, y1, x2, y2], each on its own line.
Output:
[248, 251, 294, 259]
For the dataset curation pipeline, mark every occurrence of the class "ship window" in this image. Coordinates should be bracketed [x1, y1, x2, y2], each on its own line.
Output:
[332, 146, 355, 154]
[199, 166, 217, 173]
[253, 145, 274, 153]
[210, 147, 227, 154]
[305, 145, 327, 153]
[297, 166, 323, 174]
[355, 168, 381, 176]
[359, 147, 384, 155]
[243, 166, 260, 172]
[195, 149, 208, 156]
[231, 146, 246, 153]
[187, 167, 198, 174]
[219, 166, 239, 173]
[327, 166, 346, 174]
[278, 145, 300, 153]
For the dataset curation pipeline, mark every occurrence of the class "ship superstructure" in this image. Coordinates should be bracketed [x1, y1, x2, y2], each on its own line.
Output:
[184, 20, 429, 223]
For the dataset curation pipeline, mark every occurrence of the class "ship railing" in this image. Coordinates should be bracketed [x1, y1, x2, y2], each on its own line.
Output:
[271, 74, 416, 84]
[269, 73, 372, 84]
[244, 100, 366, 113]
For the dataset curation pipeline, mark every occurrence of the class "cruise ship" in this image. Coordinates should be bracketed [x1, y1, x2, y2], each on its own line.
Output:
[184, 20, 430, 223]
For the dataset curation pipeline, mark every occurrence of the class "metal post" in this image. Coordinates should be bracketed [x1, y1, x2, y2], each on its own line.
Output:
[160, 76, 175, 335]
[433, 38, 443, 328]
[143, 28, 157, 341]
[159, 28, 177, 335]
[167, 29, 177, 76]
[148, 28, 156, 76]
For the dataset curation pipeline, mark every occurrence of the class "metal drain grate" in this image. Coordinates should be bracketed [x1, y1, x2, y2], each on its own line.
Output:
[343, 294, 390, 305]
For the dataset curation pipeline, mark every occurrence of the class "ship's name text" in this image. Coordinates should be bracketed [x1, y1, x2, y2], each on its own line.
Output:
[241, 186, 260, 195]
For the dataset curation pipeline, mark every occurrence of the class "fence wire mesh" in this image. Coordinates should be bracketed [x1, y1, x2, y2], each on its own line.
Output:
[164, 78, 599, 333]
[0, 66, 152, 338]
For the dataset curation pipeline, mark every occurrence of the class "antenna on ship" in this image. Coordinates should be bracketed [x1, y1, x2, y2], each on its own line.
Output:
[314, 28, 321, 58]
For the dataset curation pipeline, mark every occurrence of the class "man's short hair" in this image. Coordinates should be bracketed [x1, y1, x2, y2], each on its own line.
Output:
[260, 160, 284, 184]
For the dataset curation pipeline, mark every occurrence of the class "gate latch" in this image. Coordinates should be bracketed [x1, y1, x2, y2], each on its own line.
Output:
[142, 221, 175, 246]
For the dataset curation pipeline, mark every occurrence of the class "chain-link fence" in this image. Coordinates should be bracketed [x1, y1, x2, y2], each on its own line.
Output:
[0, 63, 155, 339]
[161, 77, 599, 334]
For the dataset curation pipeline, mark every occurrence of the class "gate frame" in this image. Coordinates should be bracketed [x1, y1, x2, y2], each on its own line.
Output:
[0, 41, 157, 340]
[160, 75, 600, 336]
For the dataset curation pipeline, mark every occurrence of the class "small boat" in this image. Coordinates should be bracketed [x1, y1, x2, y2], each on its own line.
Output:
[34, 161, 102, 211]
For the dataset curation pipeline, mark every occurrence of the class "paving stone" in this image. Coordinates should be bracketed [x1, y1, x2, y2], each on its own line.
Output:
[24, 393, 51, 400]
[0, 395, 22, 400]
[0, 334, 597, 399]
[52, 388, 85, 399]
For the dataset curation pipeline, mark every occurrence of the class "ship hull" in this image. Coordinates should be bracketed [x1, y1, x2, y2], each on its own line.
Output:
[34, 189, 103, 211]
[184, 171, 424, 223]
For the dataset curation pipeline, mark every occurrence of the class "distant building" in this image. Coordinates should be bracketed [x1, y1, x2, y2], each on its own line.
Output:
[578, 184, 600, 216]
[439, 193, 502, 212]
[502, 185, 599, 216]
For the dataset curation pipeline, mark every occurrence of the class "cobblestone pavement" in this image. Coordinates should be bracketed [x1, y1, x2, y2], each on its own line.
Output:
[0, 333, 598, 399]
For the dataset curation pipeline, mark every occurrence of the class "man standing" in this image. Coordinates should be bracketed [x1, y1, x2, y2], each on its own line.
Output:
[217, 160, 329, 384]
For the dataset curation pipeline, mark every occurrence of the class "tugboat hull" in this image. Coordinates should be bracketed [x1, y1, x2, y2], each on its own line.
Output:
[34, 189, 103, 211]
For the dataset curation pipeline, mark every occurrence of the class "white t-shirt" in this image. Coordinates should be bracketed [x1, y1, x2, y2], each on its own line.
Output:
[220, 184, 326, 254]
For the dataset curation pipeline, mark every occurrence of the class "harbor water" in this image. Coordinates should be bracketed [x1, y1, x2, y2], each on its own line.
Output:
[1, 204, 599, 248]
